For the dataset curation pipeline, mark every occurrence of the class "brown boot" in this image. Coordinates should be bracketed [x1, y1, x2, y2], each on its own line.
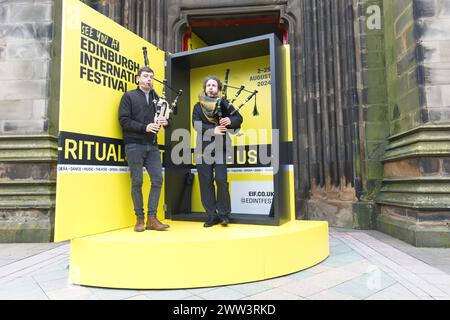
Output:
[152, 217, 170, 228]
[146, 215, 169, 231]
[134, 216, 145, 232]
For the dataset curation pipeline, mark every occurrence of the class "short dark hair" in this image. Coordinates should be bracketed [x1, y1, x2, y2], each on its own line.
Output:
[138, 66, 154, 76]
[202, 76, 222, 92]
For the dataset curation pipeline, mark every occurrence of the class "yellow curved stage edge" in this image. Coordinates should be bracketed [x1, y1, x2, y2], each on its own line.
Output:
[69, 220, 329, 289]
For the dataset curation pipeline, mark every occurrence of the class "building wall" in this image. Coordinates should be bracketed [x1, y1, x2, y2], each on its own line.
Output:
[82, 0, 450, 247]
[351, 0, 389, 229]
[0, 0, 377, 241]
[297, 0, 362, 228]
[1, 0, 449, 246]
[0, 0, 57, 242]
[377, 0, 450, 247]
[385, 0, 421, 134]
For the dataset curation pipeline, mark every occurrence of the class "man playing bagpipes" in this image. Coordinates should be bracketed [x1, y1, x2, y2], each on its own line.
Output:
[192, 75, 244, 228]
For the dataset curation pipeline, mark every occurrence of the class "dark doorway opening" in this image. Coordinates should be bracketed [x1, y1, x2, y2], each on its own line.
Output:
[183, 12, 288, 50]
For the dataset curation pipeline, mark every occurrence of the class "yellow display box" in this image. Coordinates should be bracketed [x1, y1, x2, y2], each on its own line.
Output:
[166, 34, 294, 226]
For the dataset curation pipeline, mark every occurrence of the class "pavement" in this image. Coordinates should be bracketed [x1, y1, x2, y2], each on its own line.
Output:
[0, 227, 450, 300]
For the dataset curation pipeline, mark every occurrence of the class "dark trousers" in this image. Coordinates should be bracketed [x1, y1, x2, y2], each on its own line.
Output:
[125, 143, 163, 218]
[197, 162, 230, 217]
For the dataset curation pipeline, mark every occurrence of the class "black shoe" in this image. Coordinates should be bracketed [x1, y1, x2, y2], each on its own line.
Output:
[219, 215, 229, 226]
[204, 215, 220, 228]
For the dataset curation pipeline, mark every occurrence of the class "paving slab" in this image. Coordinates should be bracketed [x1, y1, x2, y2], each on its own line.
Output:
[0, 229, 449, 300]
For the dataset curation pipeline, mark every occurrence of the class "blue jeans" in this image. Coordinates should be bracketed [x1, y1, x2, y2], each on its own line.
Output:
[125, 143, 163, 218]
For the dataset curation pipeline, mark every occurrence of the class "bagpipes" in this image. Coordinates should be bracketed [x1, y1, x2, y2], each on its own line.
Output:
[198, 68, 259, 127]
[219, 68, 259, 120]
[143, 47, 258, 127]
[142, 47, 182, 125]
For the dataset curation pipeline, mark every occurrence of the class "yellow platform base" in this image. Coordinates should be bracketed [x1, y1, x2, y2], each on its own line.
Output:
[69, 220, 329, 289]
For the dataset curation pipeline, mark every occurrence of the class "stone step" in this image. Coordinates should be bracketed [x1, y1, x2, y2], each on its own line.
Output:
[0, 180, 55, 196]
[0, 198, 55, 208]
[0, 184, 55, 208]
[0, 135, 58, 162]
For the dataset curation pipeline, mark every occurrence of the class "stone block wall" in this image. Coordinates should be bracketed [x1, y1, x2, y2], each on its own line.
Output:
[348, 0, 389, 229]
[0, 0, 58, 242]
[1, 0, 448, 246]
[417, 0, 450, 123]
[385, 0, 421, 134]
[358, 0, 389, 197]
[377, 0, 450, 247]
[0, 0, 54, 134]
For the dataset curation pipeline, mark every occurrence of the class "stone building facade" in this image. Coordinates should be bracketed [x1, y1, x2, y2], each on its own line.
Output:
[0, 0, 449, 246]
[0, 0, 57, 242]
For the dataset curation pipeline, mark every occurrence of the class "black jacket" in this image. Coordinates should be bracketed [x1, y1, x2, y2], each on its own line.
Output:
[192, 98, 243, 151]
[119, 87, 161, 145]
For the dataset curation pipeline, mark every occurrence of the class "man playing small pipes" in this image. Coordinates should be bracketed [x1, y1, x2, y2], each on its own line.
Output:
[119, 66, 170, 232]
[192, 76, 243, 227]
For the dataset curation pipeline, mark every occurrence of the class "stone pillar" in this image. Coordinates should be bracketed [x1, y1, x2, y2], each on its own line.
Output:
[351, 0, 389, 229]
[0, 0, 57, 242]
[303, 0, 363, 229]
[377, 0, 450, 247]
